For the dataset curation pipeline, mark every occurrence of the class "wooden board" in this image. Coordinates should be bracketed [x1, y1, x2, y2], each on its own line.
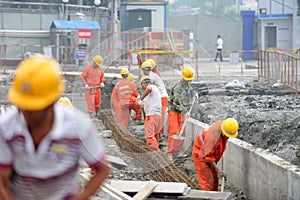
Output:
[111, 180, 189, 194]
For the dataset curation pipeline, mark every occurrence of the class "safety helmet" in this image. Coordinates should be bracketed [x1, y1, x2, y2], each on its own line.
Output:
[141, 61, 152, 71]
[120, 68, 129, 75]
[221, 118, 239, 138]
[140, 75, 151, 85]
[9, 55, 65, 111]
[128, 73, 135, 82]
[93, 55, 103, 66]
[146, 59, 156, 70]
[58, 97, 72, 106]
[182, 67, 195, 81]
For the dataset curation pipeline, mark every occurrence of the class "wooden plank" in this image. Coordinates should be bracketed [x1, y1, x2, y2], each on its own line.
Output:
[106, 155, 127, 169]
[133, 181, 157, 200]
[111, 180, 189, 194]
[178, 189, 233, 200]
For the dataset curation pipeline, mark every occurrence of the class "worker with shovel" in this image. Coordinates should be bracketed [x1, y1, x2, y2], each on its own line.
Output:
[167, 67, 197, 160]
[192, 118, 239, 191]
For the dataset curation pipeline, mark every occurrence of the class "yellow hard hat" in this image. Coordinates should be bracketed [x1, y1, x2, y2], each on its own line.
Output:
[58, 97, 72, 106]
[120, 68, 129, 75]
[141, 61, 152, 71]
[182, 67, 195, 81]
[140, 75, 151, 85]
[146, 59, 156, 70]
[93, 55, 103, 66]
[221, 118, 239, 138]
[128, 73, 135, 82]
[9, 55, 65, 111]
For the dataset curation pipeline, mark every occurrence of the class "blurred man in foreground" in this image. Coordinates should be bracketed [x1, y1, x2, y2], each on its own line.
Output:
[0, 55, 109, 200]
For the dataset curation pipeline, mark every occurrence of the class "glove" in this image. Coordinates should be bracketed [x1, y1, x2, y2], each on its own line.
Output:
[138, 100, 144, 106]
[84, 84, 89, 89]
[100, 83, 105, 88]
[216, 168, 227, 180]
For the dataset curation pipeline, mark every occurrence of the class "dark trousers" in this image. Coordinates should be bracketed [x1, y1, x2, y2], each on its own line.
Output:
[214, 48, 223, 61]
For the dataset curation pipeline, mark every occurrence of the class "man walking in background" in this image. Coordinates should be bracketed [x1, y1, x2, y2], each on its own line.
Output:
[214, 35, 223, 62]
[80, 55, 105, 118]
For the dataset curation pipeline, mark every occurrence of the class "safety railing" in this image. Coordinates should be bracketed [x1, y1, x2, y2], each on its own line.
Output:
[258, 50, 300, 95]
[0, 43, 89, 73]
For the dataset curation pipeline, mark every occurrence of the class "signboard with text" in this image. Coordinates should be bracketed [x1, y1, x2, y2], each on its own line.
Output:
[75, 49, 87, 60]
[78, 29, 92, 39]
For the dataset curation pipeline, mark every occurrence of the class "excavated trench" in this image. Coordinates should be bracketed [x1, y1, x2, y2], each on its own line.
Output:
[97, 76, 300, 199]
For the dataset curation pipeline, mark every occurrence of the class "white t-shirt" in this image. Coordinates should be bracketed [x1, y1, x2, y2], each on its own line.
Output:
[0, 104, 107, 200]
[149, 71, 168, 98]
[217, 37, 223, 49]
[143, 84, 162, 116]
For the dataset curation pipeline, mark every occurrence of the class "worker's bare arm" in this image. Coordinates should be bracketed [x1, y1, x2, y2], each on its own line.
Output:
[140, 86, 152, 100]
[73, 164, 110, 200]
[0, 167, 15, 200]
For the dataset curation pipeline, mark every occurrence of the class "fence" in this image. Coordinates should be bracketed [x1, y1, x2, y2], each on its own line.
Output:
[258, 50, 300, 94]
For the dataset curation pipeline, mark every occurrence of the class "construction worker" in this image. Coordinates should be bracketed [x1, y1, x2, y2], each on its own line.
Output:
[111, 68, 140, 128]
[147, 58, 161, 77]
[136, 54, 161, 77]
[58, 96, 72, 107]
[0, 55, 109, 199]
[127, 73, 142, 123]
[192, 118, 239, 191]
[80, 55, 105, 118]
[139, 76, 162, 149]
[141, 61, 168, 136]
[167, 67, 197, 160]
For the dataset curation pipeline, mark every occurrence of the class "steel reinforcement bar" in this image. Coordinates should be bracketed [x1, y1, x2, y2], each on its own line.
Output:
[100, 110, 199, 190]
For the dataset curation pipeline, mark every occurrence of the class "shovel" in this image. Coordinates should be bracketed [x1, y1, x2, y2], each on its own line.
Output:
[170, 96, 197, 140]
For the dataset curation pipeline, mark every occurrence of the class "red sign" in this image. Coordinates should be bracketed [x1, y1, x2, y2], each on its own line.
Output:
[78, 29, 92, 39]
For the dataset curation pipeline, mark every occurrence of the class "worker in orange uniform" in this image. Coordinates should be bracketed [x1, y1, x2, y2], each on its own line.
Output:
[80, 55, 105, 118]
[141, 61, 168, 135]
[127, 73, 142, 123]
[111, 68, 140, 128]
[192, 118, 239, 191]
[139, 76, 162, 149]
[167, 67, 197, 160]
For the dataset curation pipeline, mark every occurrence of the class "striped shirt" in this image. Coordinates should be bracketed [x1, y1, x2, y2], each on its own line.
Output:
[0, 104, 107, 200]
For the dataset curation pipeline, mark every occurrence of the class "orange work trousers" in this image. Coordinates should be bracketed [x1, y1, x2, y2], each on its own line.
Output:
[159, 97, 168, 134]
[167, 110, 185, 156]
[115, 104, 130, 128]
[84, 88, 101, 113]
[144, 114, 162, 149]
[192, 154, 219, 191]
[129, 101, 141, 121]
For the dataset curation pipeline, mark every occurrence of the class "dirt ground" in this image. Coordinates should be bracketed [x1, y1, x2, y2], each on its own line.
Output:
[98, 76, 299, 199]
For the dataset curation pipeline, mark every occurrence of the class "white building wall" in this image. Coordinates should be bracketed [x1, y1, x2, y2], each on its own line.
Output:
[258, 0, 294, 15]
[260, 18, 292, 49]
